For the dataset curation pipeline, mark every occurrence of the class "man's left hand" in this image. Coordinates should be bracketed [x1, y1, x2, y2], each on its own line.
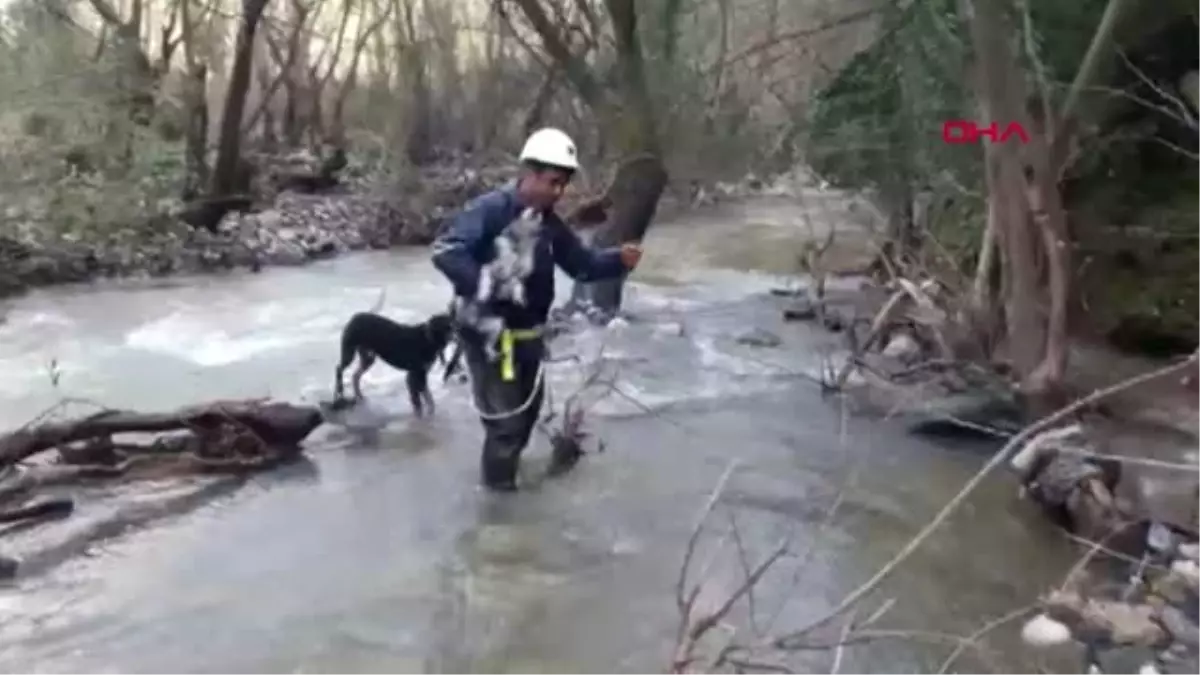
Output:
[619, 242, 643, 270]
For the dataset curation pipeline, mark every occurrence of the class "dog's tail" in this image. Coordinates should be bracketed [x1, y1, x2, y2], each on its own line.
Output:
[367, 288, 387, 314]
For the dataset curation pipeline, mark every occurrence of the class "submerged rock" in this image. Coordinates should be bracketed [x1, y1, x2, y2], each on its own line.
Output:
[881, 332, 922, 362]
[782, 295, 818, 322]
[736, 327, 783, 348]
[903, 390, 1025, 437]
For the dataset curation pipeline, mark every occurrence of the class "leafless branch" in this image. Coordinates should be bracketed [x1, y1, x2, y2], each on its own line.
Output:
[936, 604, 1037, 673]
[1118, 50, 1197, 130]
[770, 350, 1199, 649]
[709, 4, 889, 75]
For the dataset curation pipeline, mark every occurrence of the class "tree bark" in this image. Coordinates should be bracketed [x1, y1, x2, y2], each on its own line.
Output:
[967, 0, 1044, 379]
[1023, 120, 1072, 405]
[1020, 0, 1129, 402]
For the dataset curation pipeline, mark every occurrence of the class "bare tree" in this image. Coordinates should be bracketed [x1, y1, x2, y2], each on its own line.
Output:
[328, 0, 394, 145]
[965, 0, 1130, 409]
[85, 0, 157, 124]
[395, 0, 434, 164]
[178, 0, 212, 196]
[510, 0, 670, 318]
[255, 0, 317, 148]
[197, 0, 272, 230]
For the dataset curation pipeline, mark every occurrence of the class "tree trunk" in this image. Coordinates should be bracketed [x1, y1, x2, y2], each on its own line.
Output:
[567, 154, 668, 317]
[398, 0, 434, 165]
[509, 0, 671, 320]
[205, 0, 271, 229]
[967, 0, 1044, 379]
[1019, 0, 1128, 404]
[1021, 120, 1071, 407]
[87, 0, 157, 125]
[522, 65, 561, 138]
[330, 2, 392, 146]
[183, 64, 210, 197]
[177, 0, 209, 200]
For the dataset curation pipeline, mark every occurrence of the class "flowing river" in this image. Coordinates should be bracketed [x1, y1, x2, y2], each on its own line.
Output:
[0, 194, 1080, 673]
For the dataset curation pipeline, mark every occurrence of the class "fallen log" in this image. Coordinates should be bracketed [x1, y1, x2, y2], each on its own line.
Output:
[0, 497, 74, 524]
[0, 400, 324, 577]
[0, 399, 323, 468]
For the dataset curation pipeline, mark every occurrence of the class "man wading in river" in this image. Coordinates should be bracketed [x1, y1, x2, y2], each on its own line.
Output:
[432, 128, 643, 492]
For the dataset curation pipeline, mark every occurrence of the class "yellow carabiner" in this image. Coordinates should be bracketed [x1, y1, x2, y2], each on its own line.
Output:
[500, 329, 516, 382]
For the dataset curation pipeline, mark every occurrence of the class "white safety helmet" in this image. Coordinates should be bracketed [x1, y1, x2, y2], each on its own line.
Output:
[518, 127, 580, 172]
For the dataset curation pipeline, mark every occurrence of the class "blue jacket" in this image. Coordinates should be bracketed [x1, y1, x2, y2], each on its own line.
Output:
[431, 185, 627, 329]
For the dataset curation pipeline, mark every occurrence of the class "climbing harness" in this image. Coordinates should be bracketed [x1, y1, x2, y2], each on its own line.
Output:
[498, 326, 542, 382]
[461, 326, 548, 421]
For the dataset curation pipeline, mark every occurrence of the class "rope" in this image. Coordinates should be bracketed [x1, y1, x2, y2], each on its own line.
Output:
[458, 349, 549, 421]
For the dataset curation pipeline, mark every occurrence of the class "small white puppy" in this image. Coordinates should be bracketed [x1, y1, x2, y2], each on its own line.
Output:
[456, 207, 543, 361]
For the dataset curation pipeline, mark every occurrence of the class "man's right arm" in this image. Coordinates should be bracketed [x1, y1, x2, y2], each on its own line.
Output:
[431, 192, 501, 298]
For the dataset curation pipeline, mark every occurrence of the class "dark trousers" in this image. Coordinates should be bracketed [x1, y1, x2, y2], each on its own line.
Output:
[461, 330, 545, 489]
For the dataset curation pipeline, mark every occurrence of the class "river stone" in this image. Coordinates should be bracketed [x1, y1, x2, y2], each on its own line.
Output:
[882, 332, 922, 361]
[0, 271, 26, 297]
[302, 235, 339, 259]
[260, 240, 308, 266]
[736, 327, 783, 348]
[1158, 606, 1199, 647]
[783, 296, 818, 322]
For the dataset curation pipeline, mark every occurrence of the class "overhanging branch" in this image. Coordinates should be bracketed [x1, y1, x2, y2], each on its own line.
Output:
[508, 0, 606, 108]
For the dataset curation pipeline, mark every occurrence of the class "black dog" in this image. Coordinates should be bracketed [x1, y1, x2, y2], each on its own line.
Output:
[333, 312, 454, 417]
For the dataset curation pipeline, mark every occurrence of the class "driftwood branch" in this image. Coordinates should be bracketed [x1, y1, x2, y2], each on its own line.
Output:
[0, 399, 323, 467]
[771, 350, 1200, 648]
[0, 398, 324, 550]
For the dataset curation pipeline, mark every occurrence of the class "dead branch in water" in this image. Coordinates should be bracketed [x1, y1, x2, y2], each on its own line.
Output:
[772, 351, 1200, 647]
[0, 398, 324, 530]
[0, 399, 321, 467]
[664, 352, 1199, 672]
[828, 275, 959, 392]
[538, 337, 622, 475]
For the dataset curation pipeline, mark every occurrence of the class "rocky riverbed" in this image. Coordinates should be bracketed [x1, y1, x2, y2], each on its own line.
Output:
[0, 160, 502, 299]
